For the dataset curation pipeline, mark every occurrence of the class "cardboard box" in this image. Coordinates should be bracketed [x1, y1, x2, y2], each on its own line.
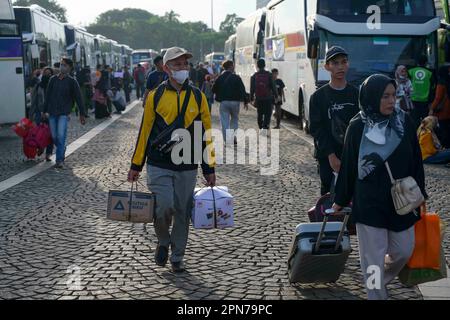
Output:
[192, 187, 234, 229]
[107, 190, 155, 224]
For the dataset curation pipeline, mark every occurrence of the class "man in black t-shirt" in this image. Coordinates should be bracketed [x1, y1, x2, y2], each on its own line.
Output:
[272, 68, 286, 129]
[309, 46, 360, 196]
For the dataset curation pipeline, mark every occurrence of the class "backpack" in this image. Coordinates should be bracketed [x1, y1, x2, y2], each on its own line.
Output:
[24, 123, 52, 149]
[137, 69, 145, 83]
[153, 82, 203, 112]
[255, 72, 271, 99]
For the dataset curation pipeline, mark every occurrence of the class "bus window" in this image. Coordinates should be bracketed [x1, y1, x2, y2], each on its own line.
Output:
[319, 30, 436, 84]
[0, 21, 18, 35]
[14, 8, 32, 33]
[271, 0, 302, 36]
[318, 0, 435, 17]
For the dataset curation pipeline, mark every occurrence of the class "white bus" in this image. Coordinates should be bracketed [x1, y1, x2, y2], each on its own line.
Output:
[121, 44, 133, 68]
[263, 0, 440, 131]
[14, 5, 66, 83]
[0, 0, 14, 19]
[64, 24, 96, 71]
[224, 34, 237, 62]
[235, 8, 266, 92]
[132, 49, 158, 67]
[204, 52, 225, 65]
[0, 0, 26, 124]
[110, 40, 122, 71]
[94, 34, 111, 67]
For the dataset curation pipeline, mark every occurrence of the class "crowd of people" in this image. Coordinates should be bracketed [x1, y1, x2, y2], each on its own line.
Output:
[19, 44, 449, 299]
[26, 59, 136, 167]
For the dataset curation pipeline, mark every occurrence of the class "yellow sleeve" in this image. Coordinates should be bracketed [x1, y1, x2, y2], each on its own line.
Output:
[199, 92, 216, 171]
[131, 92, 156, 171]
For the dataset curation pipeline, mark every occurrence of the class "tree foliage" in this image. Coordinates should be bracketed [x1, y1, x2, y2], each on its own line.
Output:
[220, 14, 244, 36]
[86, 8, 243, 62]
[13, 0, 67, 22]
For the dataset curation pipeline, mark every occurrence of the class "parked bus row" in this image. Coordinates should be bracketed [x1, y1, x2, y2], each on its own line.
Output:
[0, 2, 140, 124]
[13, 5, 135, 85]
[231, 0, 443, 133]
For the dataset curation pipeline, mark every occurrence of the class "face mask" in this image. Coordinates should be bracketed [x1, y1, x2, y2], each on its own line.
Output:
[60, 65, 69, 74]
[170, 69, 189, 84]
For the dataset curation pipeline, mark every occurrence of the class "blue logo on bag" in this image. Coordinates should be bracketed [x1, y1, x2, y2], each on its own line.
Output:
[114, 201, 125, 211]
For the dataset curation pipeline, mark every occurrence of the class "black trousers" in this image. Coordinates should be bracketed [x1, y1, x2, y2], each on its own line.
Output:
[256, 99, 273, 129]
[411, 101, 429, 129]
[318, 157, 334, 196]
[124, 86, 131, 103]
[438, 119, 450, 149]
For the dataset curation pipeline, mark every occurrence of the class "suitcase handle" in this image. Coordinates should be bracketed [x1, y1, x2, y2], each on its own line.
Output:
[314, 207, 351, 253]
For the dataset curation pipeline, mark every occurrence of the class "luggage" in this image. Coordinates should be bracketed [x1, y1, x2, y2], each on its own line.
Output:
[192, 187, 234, 229]
[13, 118, 34, 138]
[308, 174, 356, 235]
[288, 208, 352, 284]
[24, 123, 52, 149]
[106, 184, 155, 224]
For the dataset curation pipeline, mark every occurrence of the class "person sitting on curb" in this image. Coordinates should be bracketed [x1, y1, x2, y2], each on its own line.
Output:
[418, 115, 450, 167]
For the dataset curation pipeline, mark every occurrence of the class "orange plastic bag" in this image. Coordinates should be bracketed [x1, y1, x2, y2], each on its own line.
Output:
[407, 205, 441, 270]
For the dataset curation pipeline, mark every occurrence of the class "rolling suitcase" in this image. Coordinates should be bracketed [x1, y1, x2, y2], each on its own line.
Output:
[288, 208, 352, 284]
[308, 174, 356, 235]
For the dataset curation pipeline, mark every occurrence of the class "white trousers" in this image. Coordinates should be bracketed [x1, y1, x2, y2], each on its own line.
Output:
[356, 223, 415, 300]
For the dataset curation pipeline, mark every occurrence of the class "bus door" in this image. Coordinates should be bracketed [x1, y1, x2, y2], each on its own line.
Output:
[0, 19, 26, 124]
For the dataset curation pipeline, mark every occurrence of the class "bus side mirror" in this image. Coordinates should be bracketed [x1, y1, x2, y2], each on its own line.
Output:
[30, 44, 39, 59]
[75, 46, 81, 62]
[253, 52, 258, 59]
[307, 29, 319, 59]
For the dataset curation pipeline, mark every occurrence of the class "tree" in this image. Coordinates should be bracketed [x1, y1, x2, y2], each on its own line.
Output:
[13, 0, 67, 22]
[95, 8, 154, 25]
[86, 8, 230, 62]
[219, 14, 244, 36]
[163, 10, 180, 23]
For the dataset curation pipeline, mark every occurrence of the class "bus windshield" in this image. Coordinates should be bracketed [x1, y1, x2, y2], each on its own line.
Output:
[319, 31, 436, 84]
[14, 8, 32, 33]
[318, 0, 435, 17]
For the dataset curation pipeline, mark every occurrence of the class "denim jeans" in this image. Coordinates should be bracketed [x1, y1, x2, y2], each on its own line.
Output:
[48, 115, 69, 163]
[219, 101, 240, 143]
[424, 149, 450, 164]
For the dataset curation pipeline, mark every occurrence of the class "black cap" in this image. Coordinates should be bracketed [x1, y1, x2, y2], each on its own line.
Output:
[154, 55, 163, 64]
[325, 46, 348, 63]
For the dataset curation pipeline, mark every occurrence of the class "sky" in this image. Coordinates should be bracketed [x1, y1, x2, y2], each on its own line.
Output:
[56, 0, 256, 30]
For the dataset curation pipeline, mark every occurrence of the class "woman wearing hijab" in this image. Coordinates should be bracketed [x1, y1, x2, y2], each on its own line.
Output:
[93, 70, 111, 119]
[332, 74, 427, 300]
[395, 65, 414, 113]
[418, 116, 450, 166]
[429, 66, 450, 148]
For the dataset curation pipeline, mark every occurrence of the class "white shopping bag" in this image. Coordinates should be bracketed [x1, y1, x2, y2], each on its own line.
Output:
[192, 187, 234, 229]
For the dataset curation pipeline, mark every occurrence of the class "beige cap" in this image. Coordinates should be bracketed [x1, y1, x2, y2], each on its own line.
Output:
[163, 47, 193, 65]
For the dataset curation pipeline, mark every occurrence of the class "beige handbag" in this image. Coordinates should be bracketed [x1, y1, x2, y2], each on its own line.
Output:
[385, 162, 424, 216]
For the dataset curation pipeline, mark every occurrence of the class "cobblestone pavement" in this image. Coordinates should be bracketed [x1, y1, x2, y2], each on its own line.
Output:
[0, 101, 447, 300]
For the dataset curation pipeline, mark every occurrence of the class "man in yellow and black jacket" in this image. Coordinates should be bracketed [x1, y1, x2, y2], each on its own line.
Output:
[128, 47, 216, 273]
